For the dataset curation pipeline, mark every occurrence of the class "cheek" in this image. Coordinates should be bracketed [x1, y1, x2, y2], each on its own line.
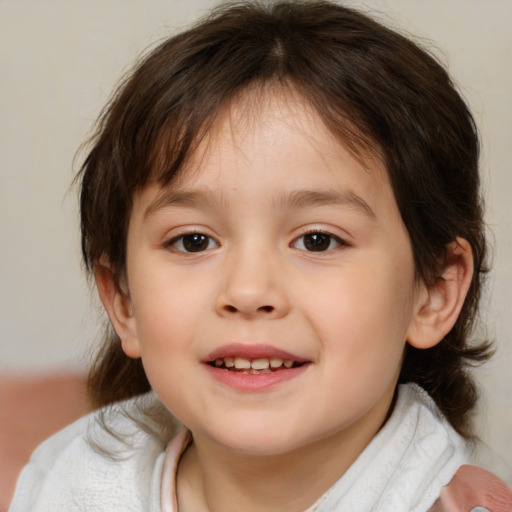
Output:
[129, 279, 204, 410]
[129, 269, 208, 353]
[134, 296, 198, 346]
[306, 263, 414, 361]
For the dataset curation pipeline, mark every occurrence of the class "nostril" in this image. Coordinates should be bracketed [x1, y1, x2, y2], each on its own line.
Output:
[222, 304, 274, 314]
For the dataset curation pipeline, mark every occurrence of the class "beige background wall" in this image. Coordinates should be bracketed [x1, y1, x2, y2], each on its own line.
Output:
[1, 0, 510, 463]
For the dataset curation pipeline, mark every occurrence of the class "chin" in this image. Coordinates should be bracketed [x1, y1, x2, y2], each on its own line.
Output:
[208, 422, 314, 457]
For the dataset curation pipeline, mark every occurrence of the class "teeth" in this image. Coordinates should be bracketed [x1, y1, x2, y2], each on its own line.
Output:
[212, 356, 299, 370]
[251, 358, 270, 370]
[270, 357, 283, 368]
[234, 357, 251, 369]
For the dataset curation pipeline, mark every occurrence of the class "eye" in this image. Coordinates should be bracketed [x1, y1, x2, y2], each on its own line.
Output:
[168, 233, 219, 253]
[292, 231, 344, 252]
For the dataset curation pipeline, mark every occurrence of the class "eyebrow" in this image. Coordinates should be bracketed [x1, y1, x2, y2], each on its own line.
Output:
[144, 187, 375, 219]
[144, 189, 227, 219]
[274, 189, 376, 218]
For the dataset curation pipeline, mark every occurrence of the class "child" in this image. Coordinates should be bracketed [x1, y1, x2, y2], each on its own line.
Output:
[8, 1, 512, 511]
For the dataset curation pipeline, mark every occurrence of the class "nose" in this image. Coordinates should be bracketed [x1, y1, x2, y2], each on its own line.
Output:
[214, 249, 290, 319]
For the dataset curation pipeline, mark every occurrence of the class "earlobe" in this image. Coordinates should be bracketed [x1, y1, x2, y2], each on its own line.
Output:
[94, 262, 142, 359]
[407, 238, 473, 350]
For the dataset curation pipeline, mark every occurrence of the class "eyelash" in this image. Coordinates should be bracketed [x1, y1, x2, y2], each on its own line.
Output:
[291, 229, 347, 253]
[165, 231, 219, 253]
[165, 229, 347, 254]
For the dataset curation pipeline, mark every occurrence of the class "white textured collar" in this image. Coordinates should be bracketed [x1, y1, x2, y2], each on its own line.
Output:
[158, 384, 471, 512]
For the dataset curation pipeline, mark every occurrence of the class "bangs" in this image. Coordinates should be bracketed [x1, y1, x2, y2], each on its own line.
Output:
[146, 79, 379, 195]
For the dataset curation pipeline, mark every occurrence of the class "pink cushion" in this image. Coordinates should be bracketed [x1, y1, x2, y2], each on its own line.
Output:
[0, 372, 89, 511]
[428, 464, 512, 511]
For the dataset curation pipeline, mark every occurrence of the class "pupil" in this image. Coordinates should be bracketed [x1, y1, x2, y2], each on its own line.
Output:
[183, 234, 208, 252]
[304, 233, 330, 251]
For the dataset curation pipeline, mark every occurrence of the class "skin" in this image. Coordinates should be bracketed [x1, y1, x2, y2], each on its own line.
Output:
[96, 90, 473, 512]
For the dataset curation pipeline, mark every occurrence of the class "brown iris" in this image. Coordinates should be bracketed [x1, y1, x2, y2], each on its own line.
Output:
[182, 233, 210, 252]
[303, 232, 331, 251]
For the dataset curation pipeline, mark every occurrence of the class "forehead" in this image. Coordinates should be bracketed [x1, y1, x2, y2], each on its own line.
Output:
[172, 89, 385, 186]
[142, 88, 399, 224]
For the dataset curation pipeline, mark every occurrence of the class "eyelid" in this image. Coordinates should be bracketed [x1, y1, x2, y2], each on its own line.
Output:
[162, 225, 218, 245]
[297, 227, 349, 244]
[164, 229, 220, 253]
[291, 228, 349, 252]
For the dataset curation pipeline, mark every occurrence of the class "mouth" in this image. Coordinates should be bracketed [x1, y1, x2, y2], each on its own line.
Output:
[207, 356, 305, 374]
[203, 344, 310, 390]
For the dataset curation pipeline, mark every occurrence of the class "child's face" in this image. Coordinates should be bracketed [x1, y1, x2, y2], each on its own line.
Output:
[119, 91, 424, 457]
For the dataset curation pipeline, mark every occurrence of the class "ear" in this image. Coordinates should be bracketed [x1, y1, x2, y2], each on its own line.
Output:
[94, 262, 142, 359]
[407, 238, 473, 350]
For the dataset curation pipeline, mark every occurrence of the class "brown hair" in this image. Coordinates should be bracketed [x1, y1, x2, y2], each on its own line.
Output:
[79, 0, 491, 438]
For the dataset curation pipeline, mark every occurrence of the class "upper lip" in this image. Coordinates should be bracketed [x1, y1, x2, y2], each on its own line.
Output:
[203, 343, 308, 363]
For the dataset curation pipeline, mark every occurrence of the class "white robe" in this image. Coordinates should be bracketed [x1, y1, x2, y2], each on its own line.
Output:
[8, 384, 485, 512]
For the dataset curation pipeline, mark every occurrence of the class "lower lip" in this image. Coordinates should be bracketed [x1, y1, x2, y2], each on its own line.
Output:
[203, 364, 310, 391]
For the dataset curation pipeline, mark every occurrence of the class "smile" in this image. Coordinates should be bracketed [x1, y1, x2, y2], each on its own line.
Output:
[203, 344, 310, 390]
[208, 357, 303, 373]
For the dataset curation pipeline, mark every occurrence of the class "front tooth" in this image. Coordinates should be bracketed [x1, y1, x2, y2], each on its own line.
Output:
[251, 358, 270, 370]
[234, 357, 251, 369]
[270, 357, 283, 368]
[284, 360, 294, 368]
[224, 357, 235, 368]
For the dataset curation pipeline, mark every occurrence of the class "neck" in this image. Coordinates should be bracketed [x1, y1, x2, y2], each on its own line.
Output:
[176, 399, 393, 512]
